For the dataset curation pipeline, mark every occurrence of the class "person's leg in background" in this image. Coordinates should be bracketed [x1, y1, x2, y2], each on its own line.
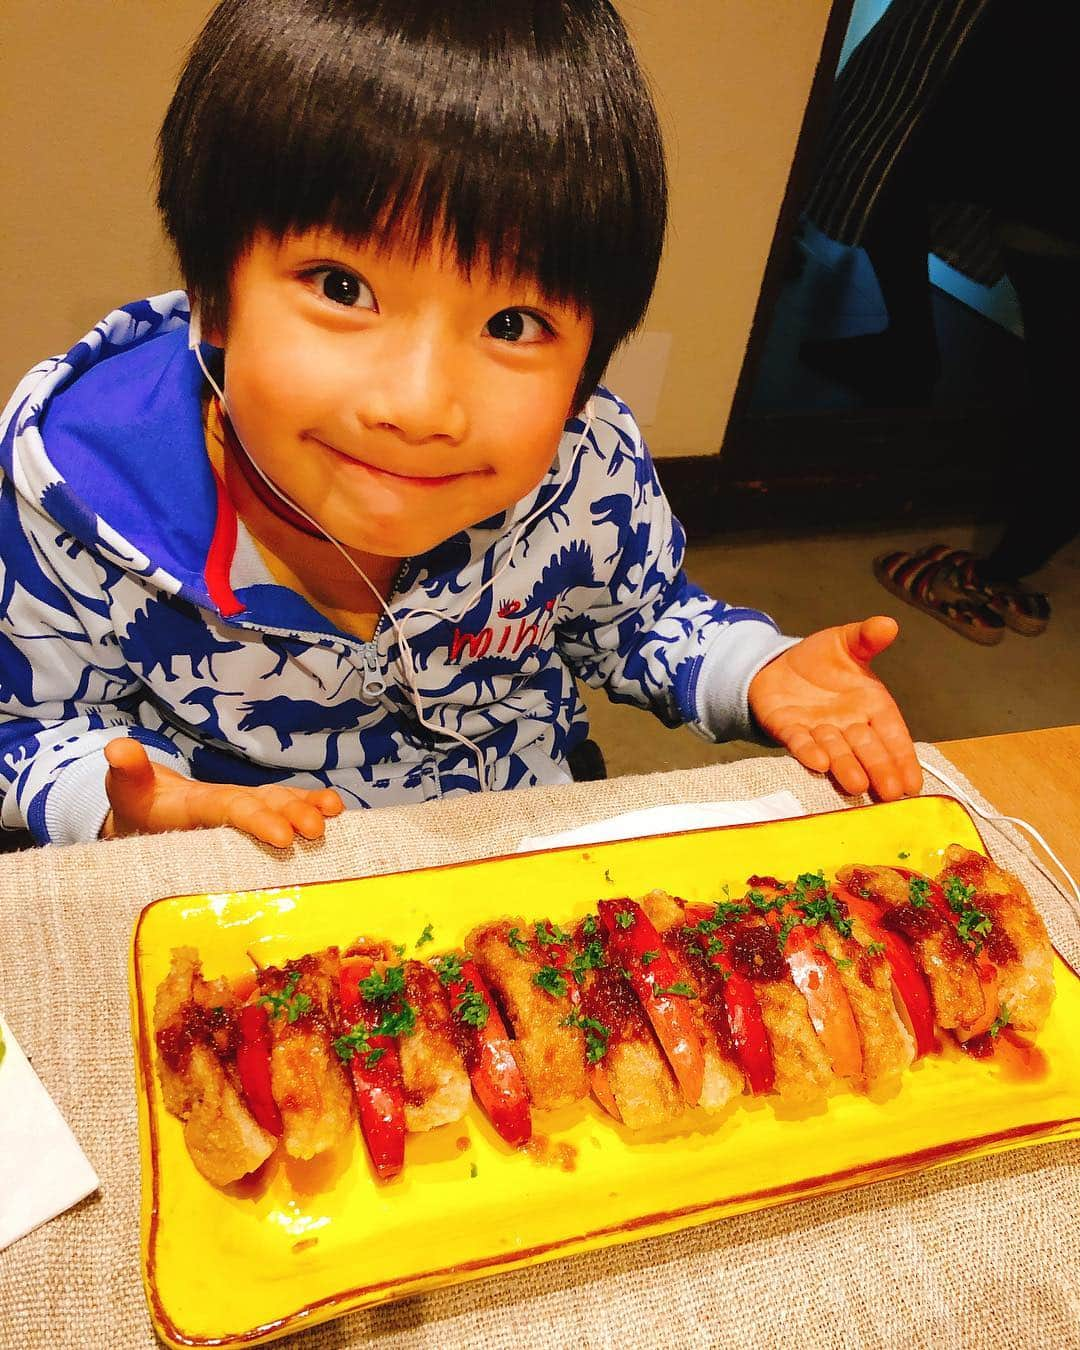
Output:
[800, 134, 942, 403]
[978, 243, 1080, 585]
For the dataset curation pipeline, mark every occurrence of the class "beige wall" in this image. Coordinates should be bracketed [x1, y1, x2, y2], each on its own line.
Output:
[0, 0, 830, 458]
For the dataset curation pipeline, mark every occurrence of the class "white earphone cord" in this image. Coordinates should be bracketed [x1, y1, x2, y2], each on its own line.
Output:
[190, 332, 595, 792]
[916, 752, 1080, 929]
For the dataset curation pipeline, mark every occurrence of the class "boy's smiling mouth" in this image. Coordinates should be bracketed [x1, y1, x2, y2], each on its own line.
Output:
[308, 434, 489, 487]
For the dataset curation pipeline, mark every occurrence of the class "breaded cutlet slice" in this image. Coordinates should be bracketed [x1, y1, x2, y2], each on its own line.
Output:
[638, 889, 743, 1112]
[578, 958, 684, 1129]
[811, 921, 914, 1092]
[837, 864, 991, 1039]
[399, 959, 471, 1131]
[154, 947, 278, 1186]
[467, 918, 588, 1109]
[936, 846, 1055, 1031]
[259, 951, 354, 1161]
[727, 916, 835, 1103]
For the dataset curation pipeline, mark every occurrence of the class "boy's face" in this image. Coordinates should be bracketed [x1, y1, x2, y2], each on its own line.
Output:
[213, 229, 594, 560]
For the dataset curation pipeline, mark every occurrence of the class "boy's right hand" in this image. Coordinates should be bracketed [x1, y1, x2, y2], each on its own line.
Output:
[101, 738, 345, 847]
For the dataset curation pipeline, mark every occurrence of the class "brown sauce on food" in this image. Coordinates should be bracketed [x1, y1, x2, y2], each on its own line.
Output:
[523, 1135, 577, 1171]
[881, 902, 942, 943]
[156, 1000, 237, 1074]
[729, 923, 786, 982]
[980, 904, 1019, 967]
[675, 931, 736, 1057]
[995, 1029, 1049, 1082]
[582, 963, 645, 1052]
[958, 1031, 994, 1060]
[957, 1028, 1048, 1079]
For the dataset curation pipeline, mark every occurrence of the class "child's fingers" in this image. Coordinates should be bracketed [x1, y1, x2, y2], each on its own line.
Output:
[810, 724, 871, 796]
[278, 793, 331, 840]
[310, 788, 345, 817]
[842, 615, 899, 664]
[841, 722, 904, 801]
[104, 735, 153, 781]
[766, 719, 831, 774]
[871, 711, 923, 796]
[103, 737, 157, 832]
[220, 792, 296, 849]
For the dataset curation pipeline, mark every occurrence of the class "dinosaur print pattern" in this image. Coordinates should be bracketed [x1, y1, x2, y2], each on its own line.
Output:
[0, 294, 787, 842]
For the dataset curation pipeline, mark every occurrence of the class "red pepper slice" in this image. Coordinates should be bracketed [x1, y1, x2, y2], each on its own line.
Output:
[598, 899, 705, 1106]
[761, 904, 864, 1080]
[235, 1002, 283, 1136]
[437, 956, 532, 1147]
[339, 956, 406, 1180]
[888, 869, 1000, 1041]
[834, 884, 936, 1058]
[684, 905, 774, 1094]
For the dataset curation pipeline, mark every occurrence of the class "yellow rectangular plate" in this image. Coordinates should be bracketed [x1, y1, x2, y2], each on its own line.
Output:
[130, 796, 1080, 1348]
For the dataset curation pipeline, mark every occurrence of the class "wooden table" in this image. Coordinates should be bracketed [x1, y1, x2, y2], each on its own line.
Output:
[937, 723, 1080, 884]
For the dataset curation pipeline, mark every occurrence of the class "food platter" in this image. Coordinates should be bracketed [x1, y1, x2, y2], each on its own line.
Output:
[129, 796, 1080, 1348]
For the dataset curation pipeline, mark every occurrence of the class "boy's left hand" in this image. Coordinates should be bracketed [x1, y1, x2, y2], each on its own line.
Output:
[748, 615, 922, 801]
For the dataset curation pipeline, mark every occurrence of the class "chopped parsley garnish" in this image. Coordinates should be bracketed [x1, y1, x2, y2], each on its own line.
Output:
[798, 892, 854, 938]
[469, 1163, 478, 1178]
[332, 998, 417, 1068]
[989, 1004, 1012, 1038]
[603, 869, 614, 884]
[653, 980, 696, 999]
[259, 970, 312, 1024]
[533, 965, 569, 998]
[454, 985, 489, 1029]
[614, 909, 635, 930]
[640, 949, 660, 967]
[943, 876, 992, 948]
[898, 851, 910, 860]
[569, 940, 606, 984]
[776, 914, 802, 951]
[415, 923, 434, 948]
[581, 914, 599, 938]
[696, 900, 749, 933]
[432, 953, 463, 987]
[374, 1004, 417, 1040]
[747, 890, 784, 915]
[392, 943, 406, 958]
[790, 872, 854, 938]
[834, 958, 854, 971]
[332, 1024, 367, 1063]
[562, 1011, 611, 1063]
[907, 877, 931, 909]
[706, 936, 726, 957]
[506, 926, 530, 955]
[535, 921, 571, 947]
[359, 964, 406, 1004]
[865, 941, 887, 957]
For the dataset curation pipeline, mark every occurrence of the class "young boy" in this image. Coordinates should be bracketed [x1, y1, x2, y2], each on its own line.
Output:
[0, 0, 920, 848]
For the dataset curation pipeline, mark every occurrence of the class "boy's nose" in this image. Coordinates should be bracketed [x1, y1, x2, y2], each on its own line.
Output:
[355, 331, 467, 445]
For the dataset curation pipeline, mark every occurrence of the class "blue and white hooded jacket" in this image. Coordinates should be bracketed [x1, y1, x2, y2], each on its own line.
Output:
[0, 293, 794, 845]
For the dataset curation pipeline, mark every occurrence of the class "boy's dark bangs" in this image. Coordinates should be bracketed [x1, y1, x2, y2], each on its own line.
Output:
[161, 0, 666, 372]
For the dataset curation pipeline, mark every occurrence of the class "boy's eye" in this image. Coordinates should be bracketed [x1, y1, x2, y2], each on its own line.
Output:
[307, 267, 376, 310]
[485, 309, 550, 344]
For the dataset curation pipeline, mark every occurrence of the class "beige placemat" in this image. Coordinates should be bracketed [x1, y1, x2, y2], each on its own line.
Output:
[1, 747, 1077, 1350]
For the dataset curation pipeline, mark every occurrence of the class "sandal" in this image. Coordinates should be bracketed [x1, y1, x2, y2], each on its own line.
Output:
[873, 548, 1006, 645]
[927, 548, 1050, 636]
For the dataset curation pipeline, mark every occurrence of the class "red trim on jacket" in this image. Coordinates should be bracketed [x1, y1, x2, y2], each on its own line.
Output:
[204, 469, 243, 617]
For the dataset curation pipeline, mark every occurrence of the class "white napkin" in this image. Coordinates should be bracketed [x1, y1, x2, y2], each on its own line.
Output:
[516, 791, 805, 853]
[0, 1015, 99, 1251]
